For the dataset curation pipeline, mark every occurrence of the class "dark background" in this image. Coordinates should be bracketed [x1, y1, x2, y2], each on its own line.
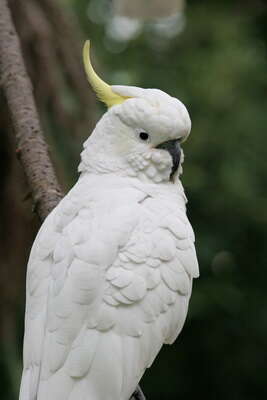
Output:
[0, 0, 267, 399]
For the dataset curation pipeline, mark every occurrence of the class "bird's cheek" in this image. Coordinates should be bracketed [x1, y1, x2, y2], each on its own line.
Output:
[126, 150, 172, 183]
[150, 149, 173, 169]
[114, 138, 133, 156]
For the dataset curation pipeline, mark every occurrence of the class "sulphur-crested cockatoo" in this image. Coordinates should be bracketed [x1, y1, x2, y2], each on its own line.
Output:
[19, 41, 199, 400]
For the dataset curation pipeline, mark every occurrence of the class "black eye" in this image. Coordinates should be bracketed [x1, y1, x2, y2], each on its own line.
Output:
[139, 132, 150, 141]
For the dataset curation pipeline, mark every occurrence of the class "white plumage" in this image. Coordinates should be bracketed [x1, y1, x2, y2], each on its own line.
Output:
[19, 83, 199, 400]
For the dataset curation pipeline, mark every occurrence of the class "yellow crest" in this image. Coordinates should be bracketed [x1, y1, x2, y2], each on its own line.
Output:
[83, 40, 130, 108]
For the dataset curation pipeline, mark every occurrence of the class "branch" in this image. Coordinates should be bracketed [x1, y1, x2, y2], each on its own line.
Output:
[0, 0, 63, 221]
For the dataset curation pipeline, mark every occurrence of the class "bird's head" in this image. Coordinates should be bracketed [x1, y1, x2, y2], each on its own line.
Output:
[79, 41, 191, 184]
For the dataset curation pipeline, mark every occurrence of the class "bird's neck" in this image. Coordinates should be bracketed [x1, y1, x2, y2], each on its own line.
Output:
[77, 171, 187, 207]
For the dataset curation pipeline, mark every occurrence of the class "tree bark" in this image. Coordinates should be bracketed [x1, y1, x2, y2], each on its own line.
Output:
[0, 0, 63, 221]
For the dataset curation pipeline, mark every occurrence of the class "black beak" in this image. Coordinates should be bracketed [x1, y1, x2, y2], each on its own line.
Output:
[156, 139, 181, 180]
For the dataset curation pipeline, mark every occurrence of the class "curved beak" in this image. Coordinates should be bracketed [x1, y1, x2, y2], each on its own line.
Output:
[156, 139, 181, 180]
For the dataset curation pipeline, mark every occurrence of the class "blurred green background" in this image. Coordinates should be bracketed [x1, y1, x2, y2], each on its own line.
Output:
[1, 0, 267, 399]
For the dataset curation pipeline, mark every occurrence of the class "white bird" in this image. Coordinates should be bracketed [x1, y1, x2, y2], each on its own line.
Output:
[19, 41, 199, 400]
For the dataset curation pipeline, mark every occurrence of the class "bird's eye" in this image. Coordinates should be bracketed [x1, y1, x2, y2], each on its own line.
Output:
[139, 132, 150, 141]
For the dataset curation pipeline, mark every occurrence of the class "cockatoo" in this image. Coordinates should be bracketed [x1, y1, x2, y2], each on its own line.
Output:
[19, 41, 199, 400]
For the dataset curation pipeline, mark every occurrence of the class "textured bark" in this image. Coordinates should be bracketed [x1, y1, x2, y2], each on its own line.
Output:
[0, 0, 63, 221]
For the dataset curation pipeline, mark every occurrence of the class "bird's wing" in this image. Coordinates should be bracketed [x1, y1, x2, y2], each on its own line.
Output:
[20, 184, 198, 400]
[19, 209, 59, 400]
[101, 193, 199, 399]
